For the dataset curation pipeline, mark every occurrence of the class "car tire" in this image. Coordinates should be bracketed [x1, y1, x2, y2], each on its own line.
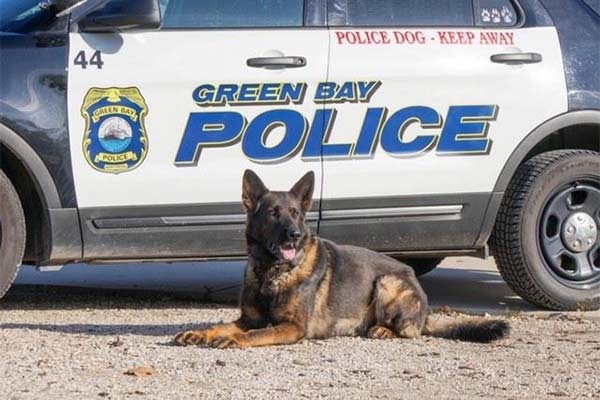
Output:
[492, 150, 600, 311]
[0, 169, 25, 300]
[397, 257, 444, 277]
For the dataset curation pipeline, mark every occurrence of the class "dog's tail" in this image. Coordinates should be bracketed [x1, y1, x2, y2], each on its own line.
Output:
[423, 315, 510, 343]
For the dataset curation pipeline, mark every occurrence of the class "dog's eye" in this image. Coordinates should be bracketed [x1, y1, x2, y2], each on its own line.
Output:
[267, 208, 277, 217]
[290, 208, 299, 218]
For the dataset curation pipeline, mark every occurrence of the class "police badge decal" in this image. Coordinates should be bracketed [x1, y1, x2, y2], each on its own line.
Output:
[81, 87, 149, 174]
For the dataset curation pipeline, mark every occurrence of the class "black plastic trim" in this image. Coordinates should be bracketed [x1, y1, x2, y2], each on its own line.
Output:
[78, 0, 161, 32]
[306, 0, 327, 26]
[79, 193, 489, 261]
[475, 192, 504, 247]
[79, 202, 318, 261]
[45, 208, 83, 265]
[320, 193, 490, 252]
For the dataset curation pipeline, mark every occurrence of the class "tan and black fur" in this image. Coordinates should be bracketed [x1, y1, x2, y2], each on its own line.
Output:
[174, 170, 509, 348]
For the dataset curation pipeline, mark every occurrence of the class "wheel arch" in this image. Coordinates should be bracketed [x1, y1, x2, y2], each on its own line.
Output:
[0, 123, 81, 265]
[493, 110, 600, 193]
[0, 123, 61, 209]
[476, 110, 600, 247]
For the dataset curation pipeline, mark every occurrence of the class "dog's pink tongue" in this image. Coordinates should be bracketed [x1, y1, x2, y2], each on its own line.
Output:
[281, 247, 296, 261]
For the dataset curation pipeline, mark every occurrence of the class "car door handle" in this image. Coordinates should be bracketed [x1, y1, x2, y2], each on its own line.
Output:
[246, 56, 307, 69]
[490, 52, 543, 65]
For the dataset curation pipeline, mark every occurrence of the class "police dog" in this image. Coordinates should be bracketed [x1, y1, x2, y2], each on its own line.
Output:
[174, 170, 509, 348]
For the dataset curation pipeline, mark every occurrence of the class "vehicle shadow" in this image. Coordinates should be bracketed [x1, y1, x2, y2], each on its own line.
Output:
[0, 286, 239, 339]
[0, 265, 546, 338]
[0, 285, 240, 311]
[0, 321, 220, 338]
[419, 267, 540, 312]
[3, 265, 539, 314]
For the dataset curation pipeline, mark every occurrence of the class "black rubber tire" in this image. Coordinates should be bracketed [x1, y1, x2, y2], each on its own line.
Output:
[0, 169, 26, 300]
[396, 257, 444, 277]
[491, 150, 600, 311]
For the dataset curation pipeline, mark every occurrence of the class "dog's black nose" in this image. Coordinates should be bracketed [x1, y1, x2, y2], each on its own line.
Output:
[287, 229, 302, 241]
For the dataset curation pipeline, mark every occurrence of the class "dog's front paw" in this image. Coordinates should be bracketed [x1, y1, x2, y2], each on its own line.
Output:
[174, 330, 209, 346]
[211, 334, 246, 349]
[368, 325, 396, 340]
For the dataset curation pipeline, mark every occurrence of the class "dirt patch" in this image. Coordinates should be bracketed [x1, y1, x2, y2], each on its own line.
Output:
[1, 286, 599, 399]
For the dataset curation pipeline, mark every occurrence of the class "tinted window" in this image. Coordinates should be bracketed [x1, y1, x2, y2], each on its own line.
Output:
[0, 0, 54, 33]
[328, 0, 474, 27]
[85, 0, 159, 23]
[162, 0, 304, 28]
[474, 0, 519, 26]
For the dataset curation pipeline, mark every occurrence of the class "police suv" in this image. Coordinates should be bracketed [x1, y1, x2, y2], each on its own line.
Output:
[1, 0, 599, 310]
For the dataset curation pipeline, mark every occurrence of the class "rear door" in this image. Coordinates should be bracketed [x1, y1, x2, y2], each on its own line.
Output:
[319, 0, 568, 252]
[67, 0, 328, 260]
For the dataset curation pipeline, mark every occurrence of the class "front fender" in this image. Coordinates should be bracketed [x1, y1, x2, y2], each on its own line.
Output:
[0, 123, 82, 265]
[476, 110, 600, 248]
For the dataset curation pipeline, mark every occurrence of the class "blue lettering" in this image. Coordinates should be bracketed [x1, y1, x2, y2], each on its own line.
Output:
[303, 109, 353, 159]
[381, 106, 440, 155]
[354, 108, 386, 157]
[237, 84, 260, 102]
[243, 110, 306, 161]
[357, 81, 381, 102]
[280, 83, 306, 104]
[438, 105, 497, 153]
[258, 83, 280, 102]
[175, 112, 245, 165]
[215, 84, 239, 104]
[314, 82, 338, 102]
[335, 82, 357, 102]
[192, 84, 216, 105]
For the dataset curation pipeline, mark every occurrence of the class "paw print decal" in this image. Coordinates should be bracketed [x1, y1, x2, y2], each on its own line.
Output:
[481, 8, 491, 23]
[481, 5, 515, 25]
[501, 6, 514, 24]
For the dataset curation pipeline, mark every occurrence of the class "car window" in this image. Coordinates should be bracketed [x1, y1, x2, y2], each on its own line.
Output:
[474, 0, 519, 27]
[161, 0, 305, 28]
[0, 0, 54, 33]
[328, 0, 474, 27]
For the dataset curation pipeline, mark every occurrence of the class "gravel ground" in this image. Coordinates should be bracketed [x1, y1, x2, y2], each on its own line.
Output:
[1, 286, 599, 400]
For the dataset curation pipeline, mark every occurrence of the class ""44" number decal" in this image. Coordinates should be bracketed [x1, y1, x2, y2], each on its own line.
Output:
[73, 50, 104, 69]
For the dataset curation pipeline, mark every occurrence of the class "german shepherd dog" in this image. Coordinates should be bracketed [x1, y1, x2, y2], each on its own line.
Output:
[174, 170, 509, 348]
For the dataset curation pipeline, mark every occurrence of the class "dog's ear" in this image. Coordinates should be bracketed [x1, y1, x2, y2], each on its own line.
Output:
[289, 171, 314, 213]
[242, 169, 268, 214]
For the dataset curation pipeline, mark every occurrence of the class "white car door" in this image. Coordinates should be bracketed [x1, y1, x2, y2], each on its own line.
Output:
[67, 0, 328, 259]
[319, 0, 568, 252]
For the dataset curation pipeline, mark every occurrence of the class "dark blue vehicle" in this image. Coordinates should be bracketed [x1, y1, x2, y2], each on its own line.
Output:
[0, 0, 598, 310]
